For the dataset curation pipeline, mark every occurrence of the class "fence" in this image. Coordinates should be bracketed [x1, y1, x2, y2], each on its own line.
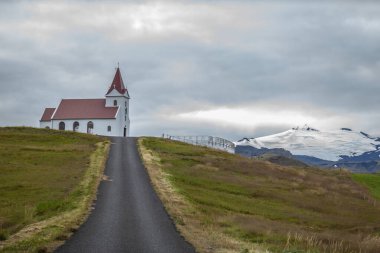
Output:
[164, 135, 235, 153]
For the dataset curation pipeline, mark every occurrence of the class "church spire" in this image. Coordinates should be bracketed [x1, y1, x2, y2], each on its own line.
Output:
[106, 66, 129, 98]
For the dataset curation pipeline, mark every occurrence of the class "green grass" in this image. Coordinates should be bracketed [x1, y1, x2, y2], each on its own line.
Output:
[0, 127, 108, 251]
[141, 137, 380, 253]
[352, 173, 380, 200]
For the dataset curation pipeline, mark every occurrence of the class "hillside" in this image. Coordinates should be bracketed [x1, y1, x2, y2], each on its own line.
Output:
[140, 137, 380, 253]
[0, 127, 109, 252]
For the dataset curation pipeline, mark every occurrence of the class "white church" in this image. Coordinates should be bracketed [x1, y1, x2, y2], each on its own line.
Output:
[40, 67, 130, 137]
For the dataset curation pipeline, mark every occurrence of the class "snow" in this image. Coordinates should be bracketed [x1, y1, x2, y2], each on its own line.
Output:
[235, 126, 379, 161]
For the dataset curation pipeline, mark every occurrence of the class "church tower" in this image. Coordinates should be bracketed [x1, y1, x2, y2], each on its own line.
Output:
[105, 67, 130, 137]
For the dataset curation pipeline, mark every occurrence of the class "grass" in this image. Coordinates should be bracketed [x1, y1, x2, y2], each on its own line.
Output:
[352, 173, 380, 200]
[139, 137, 380, 253]
[0, 127, 109, 252]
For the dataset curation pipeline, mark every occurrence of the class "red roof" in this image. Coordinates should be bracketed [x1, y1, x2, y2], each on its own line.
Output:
[106, 67, 129, 97]
[40, 108, 56, 121]
[52, 99, 118, 120]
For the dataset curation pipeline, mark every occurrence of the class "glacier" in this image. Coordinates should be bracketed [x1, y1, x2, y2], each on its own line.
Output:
[235, 125, 380, 161]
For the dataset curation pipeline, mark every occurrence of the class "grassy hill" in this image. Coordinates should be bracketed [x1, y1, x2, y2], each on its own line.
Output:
[0, 127, 109, 252]
[139, 137, 380, 253]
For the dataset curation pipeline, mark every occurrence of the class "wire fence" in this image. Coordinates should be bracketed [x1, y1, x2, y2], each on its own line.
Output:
[163, 135, 235, 153]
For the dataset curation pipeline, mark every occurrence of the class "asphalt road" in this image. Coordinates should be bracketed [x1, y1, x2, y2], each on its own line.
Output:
[55, 137, 196, 253]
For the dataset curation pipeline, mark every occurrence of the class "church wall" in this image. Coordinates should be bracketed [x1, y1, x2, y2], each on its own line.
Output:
[106, 95, 130, 136]
[114, 107, 128, 137]
[105, 90, 126, 106]
[51, 118, 121, 137]
[40, 121, 52, 129]
[125, 99, 130, 136]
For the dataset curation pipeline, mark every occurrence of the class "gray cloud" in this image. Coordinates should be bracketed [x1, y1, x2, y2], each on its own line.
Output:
[0, 1, 380, 140]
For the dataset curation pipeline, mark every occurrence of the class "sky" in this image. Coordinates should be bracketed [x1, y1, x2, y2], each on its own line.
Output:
[0, 0, 379, 140]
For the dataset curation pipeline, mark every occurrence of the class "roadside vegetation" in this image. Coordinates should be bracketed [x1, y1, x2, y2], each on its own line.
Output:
[139, 137, 380, 253]
[0, 127, 109, 252]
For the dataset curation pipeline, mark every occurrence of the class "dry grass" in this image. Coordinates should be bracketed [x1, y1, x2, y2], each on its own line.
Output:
[0, 127, 110, 252]
[139, 137, 380, 253]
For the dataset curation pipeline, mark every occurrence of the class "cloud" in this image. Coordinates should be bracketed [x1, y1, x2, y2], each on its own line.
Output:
[0, 1, 380, 140]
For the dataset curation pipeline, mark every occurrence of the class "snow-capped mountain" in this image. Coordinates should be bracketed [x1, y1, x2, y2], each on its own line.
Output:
[235, 125, 380, 162]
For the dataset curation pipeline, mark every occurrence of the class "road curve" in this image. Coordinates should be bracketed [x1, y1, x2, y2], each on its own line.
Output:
[55, 137, 195, 253]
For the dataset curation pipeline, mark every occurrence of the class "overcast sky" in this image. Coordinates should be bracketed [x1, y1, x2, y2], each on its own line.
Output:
[0, 1, 379, 140]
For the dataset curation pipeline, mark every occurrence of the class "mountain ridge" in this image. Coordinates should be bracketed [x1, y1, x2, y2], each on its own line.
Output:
[235, 126, 380, 173]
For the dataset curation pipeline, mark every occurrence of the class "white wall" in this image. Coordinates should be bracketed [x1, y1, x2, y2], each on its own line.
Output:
[51, 118, 121, 136]
[105, 89, 125, 106]
[106, 92, 130, 136]
[40, 121, 52, 129]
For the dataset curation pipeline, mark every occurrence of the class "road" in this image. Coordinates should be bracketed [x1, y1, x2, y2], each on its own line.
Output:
[55, 137, 196, 253]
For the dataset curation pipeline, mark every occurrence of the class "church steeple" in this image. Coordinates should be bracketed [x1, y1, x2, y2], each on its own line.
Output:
[104, 66, 130, 137]
[106, 67, 130, 98]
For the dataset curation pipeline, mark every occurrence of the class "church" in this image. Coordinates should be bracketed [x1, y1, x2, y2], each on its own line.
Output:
[39, 67, 130, 137]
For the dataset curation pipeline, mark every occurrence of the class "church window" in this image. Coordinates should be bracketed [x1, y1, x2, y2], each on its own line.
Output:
[125, 101, 127, 107]
[87, 121, 94, 134]
[107, 125, 111, 132]
[59, 122, 65, 130]
[73, 121, 79, 132]
[125, 108, 128, 115]
[114, 100, 117, 106]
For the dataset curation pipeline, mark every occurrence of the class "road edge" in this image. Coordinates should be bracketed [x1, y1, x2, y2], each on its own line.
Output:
[137, 138, 200, 251]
